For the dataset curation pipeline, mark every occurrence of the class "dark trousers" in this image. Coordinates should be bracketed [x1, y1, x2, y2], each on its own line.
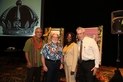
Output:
[78, 60, 95, 82]
[45, 59, 60, 82]
[26, 66, 41, 82]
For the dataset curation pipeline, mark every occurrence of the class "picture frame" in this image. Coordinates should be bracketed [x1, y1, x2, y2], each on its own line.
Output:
[85, 26, 103, 64]
[0, 0, 44, 36]
[44, 27, 64, 46]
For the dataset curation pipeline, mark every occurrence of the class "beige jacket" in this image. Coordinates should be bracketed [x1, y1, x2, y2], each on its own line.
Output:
[63, 43, 78, 71]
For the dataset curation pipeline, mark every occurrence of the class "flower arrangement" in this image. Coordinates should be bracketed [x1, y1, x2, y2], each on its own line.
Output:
[97, 25, 103, 51]
[59, 28, 62, 44]
[43, 27, 52, 43]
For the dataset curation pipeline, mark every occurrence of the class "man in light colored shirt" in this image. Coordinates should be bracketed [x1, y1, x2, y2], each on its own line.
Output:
[76, 27, 100, 82]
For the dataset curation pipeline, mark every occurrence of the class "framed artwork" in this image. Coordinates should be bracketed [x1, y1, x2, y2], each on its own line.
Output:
[85, 26, 103, 64]
[0, 0, 44, 36]
[85, 27, 98, 41]
[44, 27, 64, 46]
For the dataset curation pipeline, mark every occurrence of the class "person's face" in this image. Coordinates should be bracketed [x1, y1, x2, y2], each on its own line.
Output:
[51, 34, 59, 43]
[35, 28, 42, 39]
[67, 34, 72, 43]
[76, 30, 84, 40]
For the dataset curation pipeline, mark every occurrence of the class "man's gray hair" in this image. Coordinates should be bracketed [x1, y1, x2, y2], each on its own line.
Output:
[76, 27, 85, 33]
[35, 27, 42, 32]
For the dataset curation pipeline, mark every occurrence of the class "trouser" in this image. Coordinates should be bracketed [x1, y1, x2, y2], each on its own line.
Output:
[26, 66, 41, 82]
[45, 59, 60, 82]
[64, 62, 76, 82]
[78, 60, 95, 82]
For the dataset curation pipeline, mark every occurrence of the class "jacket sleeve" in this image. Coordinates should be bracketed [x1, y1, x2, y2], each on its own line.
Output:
[71, 43, 78, 72]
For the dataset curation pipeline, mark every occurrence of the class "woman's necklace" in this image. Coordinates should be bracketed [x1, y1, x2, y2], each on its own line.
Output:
[32, 36, 42, 50]
[63, 42, 75, 53]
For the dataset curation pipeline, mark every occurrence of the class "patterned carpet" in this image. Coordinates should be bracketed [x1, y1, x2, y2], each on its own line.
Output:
[96, 66, 123, 82]
[0, 56, 65, 82]
[0, 56, 123, 82]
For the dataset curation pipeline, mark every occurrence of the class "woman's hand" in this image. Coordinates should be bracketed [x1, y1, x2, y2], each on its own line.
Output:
[71, 71, 74, 75]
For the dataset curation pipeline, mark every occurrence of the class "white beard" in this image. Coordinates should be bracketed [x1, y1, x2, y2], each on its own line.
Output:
[52, 40, 57, 43]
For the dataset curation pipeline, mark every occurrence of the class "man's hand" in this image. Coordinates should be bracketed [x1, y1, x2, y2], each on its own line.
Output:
[27, 62, 32, 68]
[91, 67, 98, 76]
[43, 65, 48, 72]
[60, 64, 63, 69]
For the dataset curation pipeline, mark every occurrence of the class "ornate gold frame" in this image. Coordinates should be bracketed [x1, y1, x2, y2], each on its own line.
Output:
[44, 27, 64, 46]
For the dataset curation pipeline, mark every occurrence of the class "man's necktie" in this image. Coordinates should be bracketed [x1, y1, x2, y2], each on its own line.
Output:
[79, 41, 82, 63]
